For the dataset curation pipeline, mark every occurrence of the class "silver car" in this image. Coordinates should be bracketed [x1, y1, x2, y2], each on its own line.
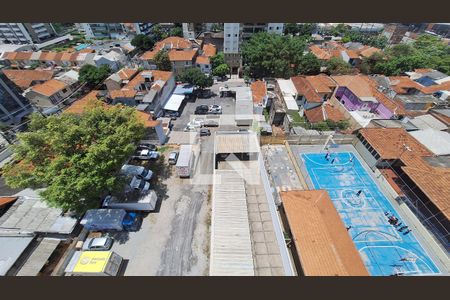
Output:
[82, 237, 114, 251]
[168, 151, 178, 165]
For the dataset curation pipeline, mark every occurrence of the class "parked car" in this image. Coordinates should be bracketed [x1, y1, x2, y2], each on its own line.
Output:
[199, 128, 211, 136]
[133, 149, 160, 160]
[120, 164, 153, 180]
[82, 237, 114, 251]
[203, 120, 219, 127]
[184, 125, 198, 132]
[168, 151, 179, 165]
[127, 176, 150, 193]
[195, 105, 209, 115]
[208, 104, 222, 114]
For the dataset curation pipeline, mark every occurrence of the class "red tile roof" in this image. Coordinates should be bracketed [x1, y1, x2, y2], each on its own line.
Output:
[124, 70, 173, 90]
[195, 55, 210, 65]
[154, 36, 193, 51]
[280, 190, 369, 276]
[168, 49, 197, 62]
[31, 79, 67, 97]
[291, 76, 322, 103]
[2, 69, 54, 90]
[309, 45, 332, 60]
[250, 80, 267, 104]
[202, 43, 217, 57]
[109, 89, 137, 99]
[304, 103, 346, 123]
[117, 68, 138, 80]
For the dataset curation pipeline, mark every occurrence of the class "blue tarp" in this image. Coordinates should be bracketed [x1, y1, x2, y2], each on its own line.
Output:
[173, 84, 194, 95]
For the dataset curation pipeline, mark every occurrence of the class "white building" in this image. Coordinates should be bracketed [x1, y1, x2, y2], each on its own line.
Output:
[81, 23, 126, 39]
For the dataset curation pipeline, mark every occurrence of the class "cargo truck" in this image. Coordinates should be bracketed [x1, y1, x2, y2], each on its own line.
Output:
[176, 145, 195, 178]
[80, 209, 141, 231]
[102, 190, 158, 212]
[64, 251, 123, 276]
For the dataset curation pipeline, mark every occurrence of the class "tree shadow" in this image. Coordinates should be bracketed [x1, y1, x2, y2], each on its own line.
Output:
[108, 231, 130, 244]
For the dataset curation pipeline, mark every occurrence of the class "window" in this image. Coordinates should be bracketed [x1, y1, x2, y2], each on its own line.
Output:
[276, 27, 280, 30]
[269, 27, 273, 30]
[62, 88, 67, 93]
[234, 34, 237, 37]
[227, 34, 231, 37]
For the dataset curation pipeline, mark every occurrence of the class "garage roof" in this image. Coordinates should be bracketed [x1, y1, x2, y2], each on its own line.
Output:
[164, 94, 185, 111]
[214, 132, 260, 154]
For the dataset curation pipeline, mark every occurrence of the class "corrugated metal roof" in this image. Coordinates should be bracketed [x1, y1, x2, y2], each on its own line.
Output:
[409, 129, 450, 156]
[16, 238, 60, 276]
[210, 170, 254, 276]
[215, 132, 259, 154]
[0, 197, 77, 234]
[409, 115, 448, 131]
[0, 235, 34, 276]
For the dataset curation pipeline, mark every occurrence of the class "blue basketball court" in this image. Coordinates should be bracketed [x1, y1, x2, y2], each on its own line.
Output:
[301, 151, 440, 276]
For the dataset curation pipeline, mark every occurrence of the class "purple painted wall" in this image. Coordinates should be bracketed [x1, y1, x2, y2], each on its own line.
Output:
[335, 87, 394, 119]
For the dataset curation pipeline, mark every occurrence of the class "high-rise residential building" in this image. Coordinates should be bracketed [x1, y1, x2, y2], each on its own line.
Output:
[223, 23, 284, 74]
[80, 23, 126, 39]
[0, 70, 33, 126]
[0, 23, 56, 44]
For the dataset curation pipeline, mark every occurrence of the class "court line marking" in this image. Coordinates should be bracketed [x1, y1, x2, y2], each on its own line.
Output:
[358, 245, 440, 275]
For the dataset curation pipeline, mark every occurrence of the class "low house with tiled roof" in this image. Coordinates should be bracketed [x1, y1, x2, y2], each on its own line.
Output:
[2, 69, 54, 90]
[309, 42, 362, 66]
[139, 36, 200, 75]
[195, 43, 217, 74]
[106, 70, 175, 116]
[291, 75, 337, 110]
[250, 80, 268, 115]
[65, 90, 167, 144]
[104, 68, 139, 91]
[304, 102, 347, 124]
[24, 70, 80, 113]
[330, 75, 405, 129]
[356, 128, 450, 249]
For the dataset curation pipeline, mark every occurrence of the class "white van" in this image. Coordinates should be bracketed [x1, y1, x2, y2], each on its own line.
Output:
[120, 164, 153, 180]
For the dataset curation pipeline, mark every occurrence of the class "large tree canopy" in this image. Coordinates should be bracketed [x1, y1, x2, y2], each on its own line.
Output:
[296, 53, 321, 75]
[79, 64, 111, 87]
[131, 34, 155, 50]
[212, 63, 230, 78]
[364, 35, 450, 75]
[154, 50, 172, 71]
[3, 105, 146, 214]
[178, 68, 213, 89]
[325, 57, 354, 75]
[241, 32, 307, 78]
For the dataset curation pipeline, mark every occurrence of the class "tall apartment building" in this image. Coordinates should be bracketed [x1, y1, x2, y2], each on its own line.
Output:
[0, 70, 33, 125]
[81, 23, 126, 39]
[0, 23, 56, 44]
[133, 23, 153, 35]
[223, 23, 284, 74]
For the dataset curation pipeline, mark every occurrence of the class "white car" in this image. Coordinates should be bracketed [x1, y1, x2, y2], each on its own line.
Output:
[82, 237, 114, 251]
[208, 105, 222, 114]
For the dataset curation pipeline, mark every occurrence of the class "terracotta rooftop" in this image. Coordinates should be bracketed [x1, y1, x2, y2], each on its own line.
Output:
[31, 79, 67, 97]
[109, 89, 137, 99]
[332, 75, 405, 114]
[291, 76, 321, 103]
[250, 80, 267, 104]
[124, 70, 173, 90]
[202, 43, 217, 57]
[388, 76, 423, 94]
[65, 91, 159, 128]
[0, 197, 18, 208]
[304, 103, 346, 123]
[64, 91, 106, 114]
[195, 55, 210, 65]
[280, 190, 369, 276]
[154, 36, 193, 51]
[309, 45, 332, 60]
[306, 75, 337, 93]
[117, 68, 138, 80]
[140, 50, 157, 60]
[359, 128, 433, 160]
[2, 69, 54, 90]
[359, 46, 382, 58]
[168, 49, 197, 61]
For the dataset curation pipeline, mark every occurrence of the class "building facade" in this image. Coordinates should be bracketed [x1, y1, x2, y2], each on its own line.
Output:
[81, 23, 126, 39]
[0, 71, 33, 125]
[0, 23, 56, 44]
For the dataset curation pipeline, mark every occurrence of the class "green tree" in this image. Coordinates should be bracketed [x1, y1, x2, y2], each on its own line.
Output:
[79, 64, 111, 87]
[131, 34, 154, 50]
[154, 50, 172, 71]
[151, 24, 168, 42]
[210, 23, 223, 32]
[169, 26, 183, 37]
[3, 106, 146, 215]
[330, 24, 350, 36]
[296, 53, 321, 75]
[210, 52, 225, 69]
[212, 63, 230, 77]
[241, 32, 307, 78]
[178, 68, 213, 89]
[284, 23, 299, 35]
[325, 57, 354, 75]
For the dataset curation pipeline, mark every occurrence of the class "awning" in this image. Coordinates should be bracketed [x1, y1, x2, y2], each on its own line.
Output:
[164, 94, 185, 111]
[174, 84, 194, 95]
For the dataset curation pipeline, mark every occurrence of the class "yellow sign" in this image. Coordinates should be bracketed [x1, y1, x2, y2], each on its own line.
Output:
[73, 251, 112, 273]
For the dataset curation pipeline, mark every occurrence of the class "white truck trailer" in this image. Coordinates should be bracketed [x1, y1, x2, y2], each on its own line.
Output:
[176, 145, 195, 178]
[103, 190, 158, 212]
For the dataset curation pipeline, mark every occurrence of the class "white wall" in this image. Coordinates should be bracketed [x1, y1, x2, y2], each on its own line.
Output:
[223, 23, 240, 54]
